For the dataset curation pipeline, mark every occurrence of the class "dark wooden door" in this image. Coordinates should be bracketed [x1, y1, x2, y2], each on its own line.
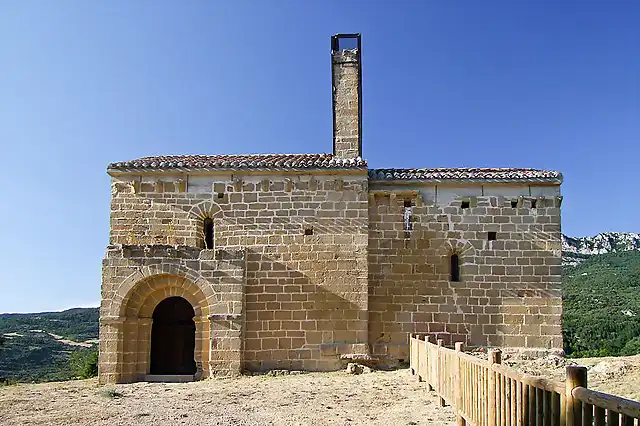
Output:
[150, 297, 197, 375]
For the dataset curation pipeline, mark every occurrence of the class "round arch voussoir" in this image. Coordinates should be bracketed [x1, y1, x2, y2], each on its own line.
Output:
[188, 200, 223, 220]
[133, 285, 208, 318]
[111, 263, 216, 318]
[436, 239, 475, 257]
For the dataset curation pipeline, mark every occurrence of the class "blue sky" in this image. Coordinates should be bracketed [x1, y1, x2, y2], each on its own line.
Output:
[1, 1, 638, 313]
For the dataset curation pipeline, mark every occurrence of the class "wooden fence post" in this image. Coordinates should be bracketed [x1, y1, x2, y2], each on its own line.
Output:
[566, 366, 587, 426]
[488, 349, 502, 426]
[416, 335, 423, 382]
[426, 335, 434, 392]
[407, 333, 416, 375]
[455, 342, 465, 426]
[437, 339, 446, 407]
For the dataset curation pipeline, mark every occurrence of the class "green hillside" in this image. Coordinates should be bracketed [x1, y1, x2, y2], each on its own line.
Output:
[0, 308, 99, 382]
[563, 251, 640, 357]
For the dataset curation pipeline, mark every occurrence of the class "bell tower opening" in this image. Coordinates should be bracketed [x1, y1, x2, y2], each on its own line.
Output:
[150, 296, 197, 376]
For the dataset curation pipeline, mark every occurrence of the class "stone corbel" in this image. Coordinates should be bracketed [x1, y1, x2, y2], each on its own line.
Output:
[111, 181, 137, 195]
[261, 179, 270, 192]
[309, 177, 318, 191]
[284, 178, 294, 192]
[130, 180, 139, 194]
[154, 180, 164, 193]
[335, 178, 344, 191]
[176, 179, 186, 193]
[232, 177, 243, 192]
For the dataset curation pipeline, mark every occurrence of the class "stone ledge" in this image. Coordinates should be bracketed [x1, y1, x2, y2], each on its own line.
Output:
[105, 244, 246, 264]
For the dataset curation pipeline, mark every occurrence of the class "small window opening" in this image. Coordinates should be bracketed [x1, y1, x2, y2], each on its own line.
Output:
[531, 199, 537, 209]
[404, 200, 413, 208]
[511, 200, 518, 208]
[304, 227, 313, 236]
[488, 231, 497, 241]
[461, 201, 470, 209]
[403, 205, 413, 231]
[203, 218, 214, 249]
[217, 192, 224, 199]
[450, 254, 460, 282]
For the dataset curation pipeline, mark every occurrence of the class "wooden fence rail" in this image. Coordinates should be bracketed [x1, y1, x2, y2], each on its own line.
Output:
[409, 333, 640, 426]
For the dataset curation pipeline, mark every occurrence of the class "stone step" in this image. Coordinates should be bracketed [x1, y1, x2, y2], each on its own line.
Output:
[144, 375, 194, 383]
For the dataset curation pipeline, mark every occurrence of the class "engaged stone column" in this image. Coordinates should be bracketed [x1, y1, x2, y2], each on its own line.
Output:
[121, 317, 139, 382]
[98, 317, 124, 384]
[136, 318, 152, 381]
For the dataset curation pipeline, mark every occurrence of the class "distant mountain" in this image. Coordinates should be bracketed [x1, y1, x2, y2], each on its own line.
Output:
[0, 308, 99, 382]
[562, 232, 640, 265]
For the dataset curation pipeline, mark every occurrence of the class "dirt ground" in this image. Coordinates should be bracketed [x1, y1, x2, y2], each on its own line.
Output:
[505, 353, 640, 401]
[0, 369, 456, 426]
[3, 355, 638, 426]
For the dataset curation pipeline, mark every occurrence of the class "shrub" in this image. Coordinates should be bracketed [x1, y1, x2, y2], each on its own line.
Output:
[621, 337, 640, 356]
[0, 377, 16, 386]
[70, 348, 98, 379]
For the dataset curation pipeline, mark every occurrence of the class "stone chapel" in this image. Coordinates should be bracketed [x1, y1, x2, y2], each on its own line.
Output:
[99, 34, 563, 384]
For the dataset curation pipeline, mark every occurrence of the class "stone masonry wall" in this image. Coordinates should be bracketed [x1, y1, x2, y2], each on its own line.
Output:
[103, 171, 563, 381]
[103, 171, 369, 378]
[368, 183, 563, 362]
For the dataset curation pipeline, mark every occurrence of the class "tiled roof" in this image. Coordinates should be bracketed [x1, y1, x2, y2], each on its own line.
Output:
[108, 155, 561, 183]
[108, 154, 367, 171]
[369, 168, 562, 183]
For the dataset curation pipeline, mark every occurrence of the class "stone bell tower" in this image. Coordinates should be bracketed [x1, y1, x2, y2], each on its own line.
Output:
[331, 33, 362, 159]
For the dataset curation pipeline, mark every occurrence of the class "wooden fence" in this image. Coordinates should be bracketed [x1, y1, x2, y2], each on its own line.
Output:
[409, 333, 640, 426]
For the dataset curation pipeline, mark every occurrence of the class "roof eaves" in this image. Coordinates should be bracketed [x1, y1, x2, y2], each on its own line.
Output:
[367, 169, 563, 184]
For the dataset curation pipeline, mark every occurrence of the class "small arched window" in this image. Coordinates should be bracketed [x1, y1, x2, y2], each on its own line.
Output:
[450, 254, 460, 282]
[203, 218, 214, 249]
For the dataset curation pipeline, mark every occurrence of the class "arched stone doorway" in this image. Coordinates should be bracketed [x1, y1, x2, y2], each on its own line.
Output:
[103, 272, 213, 383]
[150, 297, 197, 375]
[99, 259, 247, 384]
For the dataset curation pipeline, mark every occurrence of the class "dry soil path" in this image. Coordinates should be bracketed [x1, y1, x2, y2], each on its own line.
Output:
[0, 369, 456, 426]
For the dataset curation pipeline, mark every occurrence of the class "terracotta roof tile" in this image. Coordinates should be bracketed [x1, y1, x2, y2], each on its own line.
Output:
[369, 168, 562, 183]
[108, 155, 561, 183]
[108, 154, 367, 171]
